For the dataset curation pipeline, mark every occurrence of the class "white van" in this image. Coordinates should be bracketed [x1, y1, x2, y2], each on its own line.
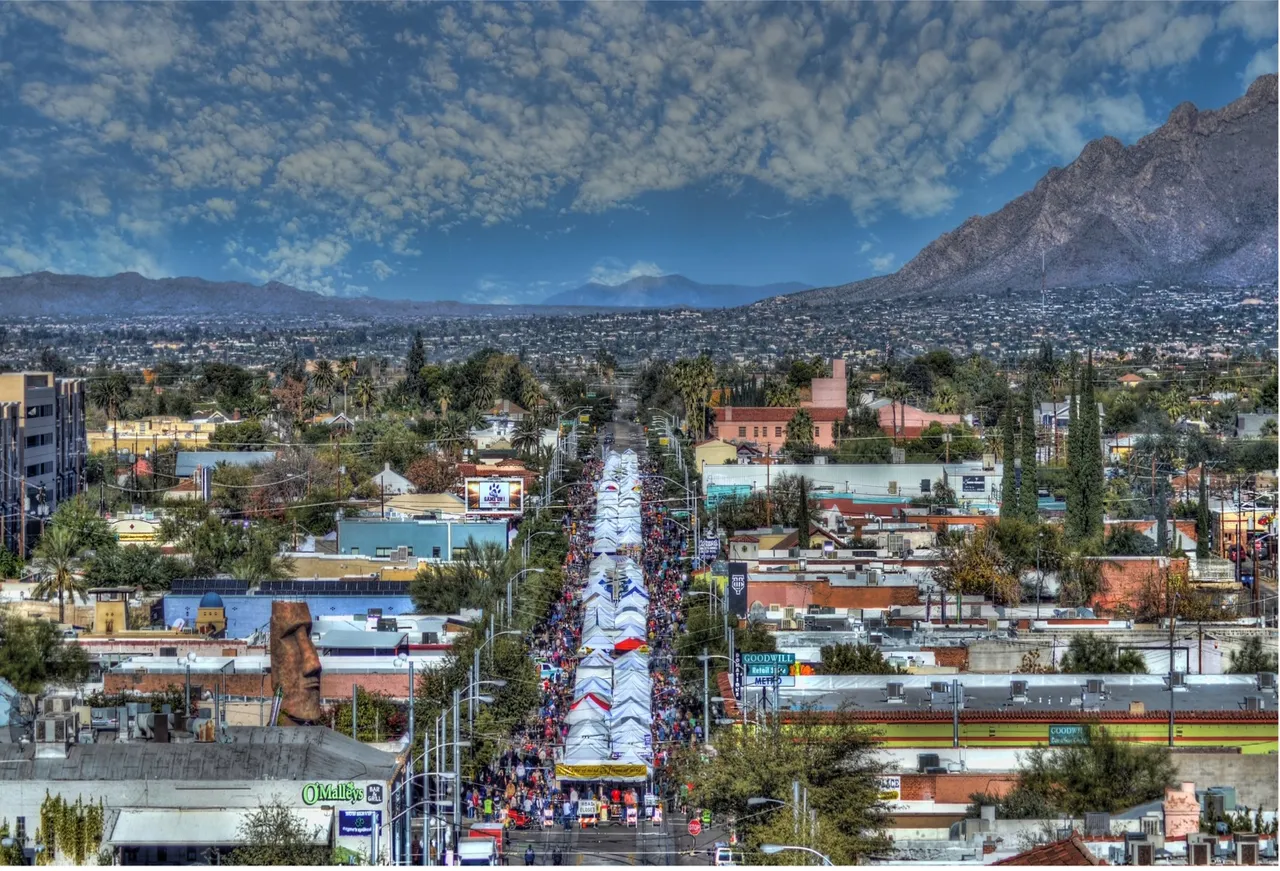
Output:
[457, 838, 498, 866]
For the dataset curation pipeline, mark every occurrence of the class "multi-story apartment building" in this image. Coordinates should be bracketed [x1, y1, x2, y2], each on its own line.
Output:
[0, 373, 87, 554]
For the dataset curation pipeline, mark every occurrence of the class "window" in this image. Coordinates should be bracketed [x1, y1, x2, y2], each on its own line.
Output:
[24, 433, 51, 448]
[753, 427, 759, 437]
[24, 462, 52, 477]
[814, 426, 820, 438]
[775, 426, 782, 438]
[405, 547, 414, 557]
[738, 426, 746, 437]
[25, 404, 53, 419]
[376, 547, 391, 557]
[452, 547, 469, 560]
[432, 546, 441, 558]
[349, 547, 359, 555]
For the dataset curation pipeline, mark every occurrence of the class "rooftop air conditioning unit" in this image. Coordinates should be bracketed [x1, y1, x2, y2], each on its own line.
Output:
[1126, 836, 1154, 866]
[1140, 814, 1163, 837]
[159, 646, 178, 657]
[1084, 812, 1110, 837]
[1237, 834, 1259, 866]
[968, 605, 982, 618]
[1167, 671, 1186, 689]
[1244, 696, 1265, 711]
[395, 546, 409, 561]
[1259, 672, 1277, 691]
[917, 753, 940, 772]
[1010, 680, 1029, 702]
[1187, 835, 1212, 866]
[930, 681, 951, 695]
[1086, 679, 1106, 695]
[42, 697, 73, 716]
[886, 682, 905, 703]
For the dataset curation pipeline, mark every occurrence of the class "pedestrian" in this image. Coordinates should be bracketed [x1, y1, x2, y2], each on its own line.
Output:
[525, 845, 536, 866]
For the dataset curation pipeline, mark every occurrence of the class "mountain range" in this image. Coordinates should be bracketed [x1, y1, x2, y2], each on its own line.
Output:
[0, 75, 1273, 321]
[541, 274, 810, 308]
[788, 73, 1277, 307]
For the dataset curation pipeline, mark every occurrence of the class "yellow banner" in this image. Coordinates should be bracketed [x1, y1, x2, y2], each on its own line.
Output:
[555, 763, 649, 781]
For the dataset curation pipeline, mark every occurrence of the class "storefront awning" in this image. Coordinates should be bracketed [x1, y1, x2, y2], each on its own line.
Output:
[104, 808, 334, 847]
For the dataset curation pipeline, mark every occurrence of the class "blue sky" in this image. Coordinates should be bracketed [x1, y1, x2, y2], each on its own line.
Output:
[0, 1, 1275, 304]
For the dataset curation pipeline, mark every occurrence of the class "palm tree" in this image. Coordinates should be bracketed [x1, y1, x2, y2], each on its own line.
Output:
[336, 358, 358, 414]
[765, 383, 800, 407]
[301, 392, 326, 421]
[310, 359, 337, 406]
[88, 370, 132, 423]
[930, 382, 960, 415]
[353, 378, 377, 418]
[512, 418, 541, 457]
[31, 526, 86, 624]
[884, 381, 910, 442]
[436, 412, 469, 460]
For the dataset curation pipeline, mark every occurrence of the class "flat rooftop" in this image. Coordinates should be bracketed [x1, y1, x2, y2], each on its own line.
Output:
[0, 726, 398, 782]
[764, 674, 1278, 714]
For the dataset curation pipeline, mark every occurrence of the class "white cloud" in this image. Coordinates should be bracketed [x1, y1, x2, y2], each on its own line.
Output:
[1243, 43, 1279, 83]
[370, 259, 395, 280]
[587, 259, 665, 286]
[1, 1, 1272, 288]
[869, 253, 897, 274]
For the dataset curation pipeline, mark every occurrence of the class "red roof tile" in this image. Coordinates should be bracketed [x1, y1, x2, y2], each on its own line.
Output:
[994, 834, 1104, 866]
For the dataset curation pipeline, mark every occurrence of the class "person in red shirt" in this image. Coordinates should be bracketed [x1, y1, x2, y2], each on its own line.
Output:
[611, 787, 621, 805]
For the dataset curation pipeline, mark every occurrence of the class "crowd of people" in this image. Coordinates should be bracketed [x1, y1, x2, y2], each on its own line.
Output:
[457, 444, 707, 846]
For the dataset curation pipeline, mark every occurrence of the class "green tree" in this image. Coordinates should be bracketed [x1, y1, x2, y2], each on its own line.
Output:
[323, 688, 407, 742]
[1104, 525, 1158, 556]
[999, 399, 1017, 520]
[794, 475, 813, 549]
[784, 408, 815, 463]
[405, 332, 428, 404]
[48, 497, 114, 554]
[1195, 467, 1211, 559]
[31, 526, 87, 625]
[972, 725, 1175, 818]
[210, 420, 271, 451]
[0, 614, 90, 692]
[229, 802, 335, 866]
[1018, 386, 1039, 522]
[685, 717, 891, 865]
[1059, 633, 1147, 674]
[87, 368, 132, 422]
[84, 545, 187, 591]
[819, 643, 903, 675]
[1077, 353, 1106, 543]
[1227, 636, 1278, 674]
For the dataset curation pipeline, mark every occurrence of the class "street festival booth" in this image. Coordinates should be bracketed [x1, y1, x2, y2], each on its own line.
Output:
[558, 451, 653, 784]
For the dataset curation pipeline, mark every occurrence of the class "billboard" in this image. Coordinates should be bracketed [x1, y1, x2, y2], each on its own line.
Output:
[465, 478, 525, 514]
[726, 561, 749, 618]
[961, 475, 987, 494]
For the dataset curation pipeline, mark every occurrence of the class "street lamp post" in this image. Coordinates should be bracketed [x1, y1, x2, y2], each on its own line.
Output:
[184, 651, 197, 716]
[393, 654, 417, 863]
[696, 652, 731, 744]
[506, 568, 545, 628]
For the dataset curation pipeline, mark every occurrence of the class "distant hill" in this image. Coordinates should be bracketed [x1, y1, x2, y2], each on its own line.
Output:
[786, 73, 1278, 308]
[542, 274, 810, 308]
[0, 272, 624, 320]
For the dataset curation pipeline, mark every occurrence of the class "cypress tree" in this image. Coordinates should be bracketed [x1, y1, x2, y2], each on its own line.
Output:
[406, 331, 427, 402]
[1195, 465, 1211, 559]
[1065, 356, 1082, 541]
[1156, 480, 1169, 553]
[1019, 385, 1040, 522]
[1000, 398, 1018, 520]
[1079, 351, 1105, 542]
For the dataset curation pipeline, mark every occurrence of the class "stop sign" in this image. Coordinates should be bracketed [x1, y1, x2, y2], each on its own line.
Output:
[688, 819, 702, 836]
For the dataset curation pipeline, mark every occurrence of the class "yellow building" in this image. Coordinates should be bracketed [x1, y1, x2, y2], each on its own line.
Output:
[694, 438, 738, 470]
[87, 416, 225, 453]
[1216, 509, 1272, 558]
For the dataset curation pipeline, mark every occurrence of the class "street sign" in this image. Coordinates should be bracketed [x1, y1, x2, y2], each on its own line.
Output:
[747, 675, 795, 688]
[702, 809, 712, 825]
[746, 664, 790, 677]
[688, 819, 702, 837]
[698, 535, 719, 561]
[740, 653, 796, 667]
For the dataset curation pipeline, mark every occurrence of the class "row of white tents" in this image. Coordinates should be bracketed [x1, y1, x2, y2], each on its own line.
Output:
[557, 451, 653, 783]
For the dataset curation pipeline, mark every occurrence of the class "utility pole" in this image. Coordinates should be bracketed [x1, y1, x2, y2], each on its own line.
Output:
[1168, 566, 1176, 748]
[702, 647, 710, 744]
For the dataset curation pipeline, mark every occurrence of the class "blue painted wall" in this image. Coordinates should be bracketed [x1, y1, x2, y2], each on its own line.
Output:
[336, 519, 509, 558]
[165, 595, 417, 638]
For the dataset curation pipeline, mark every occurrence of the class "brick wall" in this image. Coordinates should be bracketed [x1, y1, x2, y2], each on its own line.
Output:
[923, 647, 970, 670]
[900, 773, 1018, 803]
